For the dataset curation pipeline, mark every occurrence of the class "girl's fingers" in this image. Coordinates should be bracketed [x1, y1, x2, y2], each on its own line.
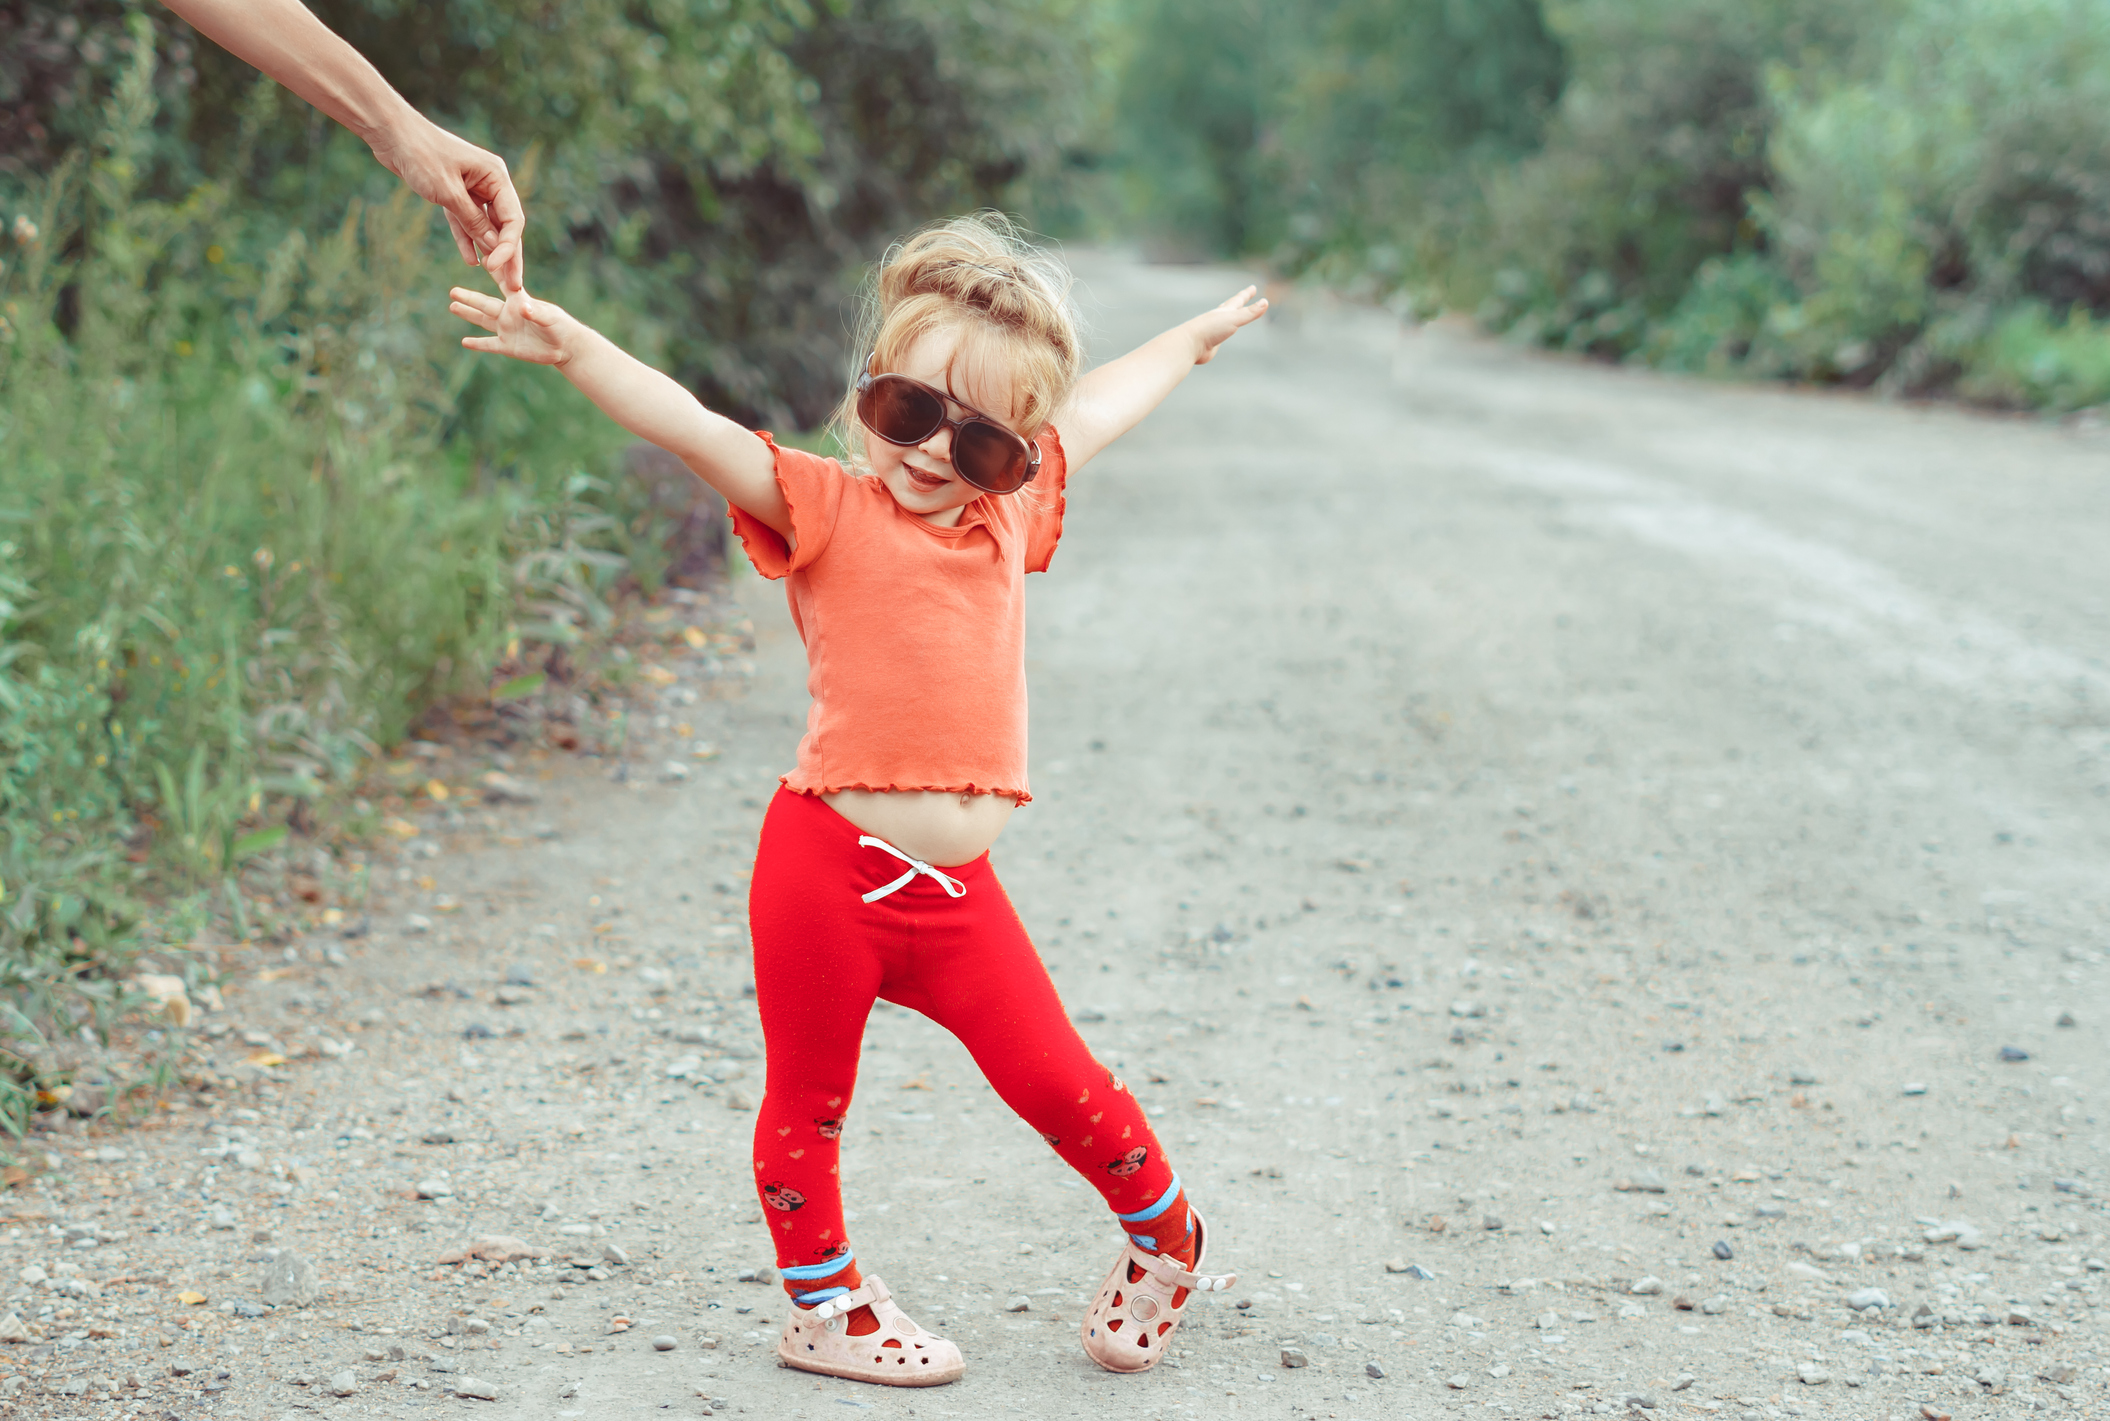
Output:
[460, 335, 506, 353]
[449, 287, 506, 320]
[448, 300, 499, 333]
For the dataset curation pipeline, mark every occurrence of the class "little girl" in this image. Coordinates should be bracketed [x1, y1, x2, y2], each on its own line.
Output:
[451, 214, 1265, 1387]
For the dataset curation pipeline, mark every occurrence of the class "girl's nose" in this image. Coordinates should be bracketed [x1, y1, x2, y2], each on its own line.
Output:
[919, 423, 953, 463]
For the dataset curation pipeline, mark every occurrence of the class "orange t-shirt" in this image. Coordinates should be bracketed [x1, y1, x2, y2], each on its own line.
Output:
[727, 429, 1069, 802]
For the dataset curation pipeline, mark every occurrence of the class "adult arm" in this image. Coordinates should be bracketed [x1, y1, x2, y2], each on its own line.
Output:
[449, 288, 791, 538]
[160, 0, 525, 292]
[1055, 285, 1268, 470]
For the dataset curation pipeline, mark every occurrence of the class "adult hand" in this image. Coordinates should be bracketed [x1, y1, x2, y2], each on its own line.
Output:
[371, 118, 526, 294]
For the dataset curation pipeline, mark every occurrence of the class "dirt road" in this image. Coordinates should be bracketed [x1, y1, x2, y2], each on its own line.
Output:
[5, 253, 2106, 1421]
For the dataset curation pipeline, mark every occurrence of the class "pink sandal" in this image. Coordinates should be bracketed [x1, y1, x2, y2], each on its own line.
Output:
[1080, 1210, 1236, 1373]
[776, 1275, 965, 1386]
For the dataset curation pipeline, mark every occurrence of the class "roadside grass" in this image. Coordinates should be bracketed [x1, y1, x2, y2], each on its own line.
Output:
[0, 40, 692, 1151]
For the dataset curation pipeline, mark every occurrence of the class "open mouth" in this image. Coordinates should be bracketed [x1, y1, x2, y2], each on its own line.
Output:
[904, 464, 952, 495]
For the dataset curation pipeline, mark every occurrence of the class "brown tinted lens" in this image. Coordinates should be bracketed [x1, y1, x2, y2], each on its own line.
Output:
[953, 420, 1030, 493]
[859, 375, 944, 445]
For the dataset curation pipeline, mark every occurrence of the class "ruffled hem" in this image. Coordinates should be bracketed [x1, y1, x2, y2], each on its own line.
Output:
[781, 776, 1031, 806]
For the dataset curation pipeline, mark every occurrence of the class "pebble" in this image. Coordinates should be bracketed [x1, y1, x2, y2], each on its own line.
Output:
[1382, 1258, 1410, 1273]
[652, 1334, 678, 1351]
[1364, 1362, 1385, 1379]
[601, 1243, 631, 1267]
[0, 1313, 27, 1343]
[1997, 1045, 2029, 1061]
[1629, 1276, 1663, 1296]
[479, 771, 539, 804]
[2005, 1306, 2031, 1326]
[1280, 1347, 1308, 1368]
[1446, 1373, 1469, 1389]
[1537, 1311, 1561, 1330]
[1406, 1263, 1435, 1280]
[1482, 1215, 1503, 1231]
[455, 1376, 500, 1401]
[208, 1207, 239, 1230]
[1797, 1362, 1830, 1386]
[1711, 1240, 1734, 1260]
[1005, 1296, 1030, 1312]
[1450, 1312, 1484, 1329]
[16, 1266, 45, 1285]
[1700, 1295, 1728, 1315]
[1616, 1169, 1668, 1194]
[2056, 1011, 2076, 1027]
[416, 1178, 454, 1199]
[260, 1251, 321, 1307]
[406, 914, 433, 934]
[1901, 1082, 1928, 1096]
[1847, 1288, 1891, 1311]
[1673, 1374, 1695, 1392]
[327, 1369, 357, 1397]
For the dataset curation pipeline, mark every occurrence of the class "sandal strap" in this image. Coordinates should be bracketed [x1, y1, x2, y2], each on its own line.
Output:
[811, 1274, 893, 1320]
[1141, 1255, 1237, 1292]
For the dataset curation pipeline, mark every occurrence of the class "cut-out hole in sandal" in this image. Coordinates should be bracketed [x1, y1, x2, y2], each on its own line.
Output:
[1157, 1321, 1172, 1336]
[1135, 1332, 1150, 1347]
[1127, 1261, 1148, 1285]
[881, 1338, 903, 1349]
[1171, 1286, 1190, 1309]
[1112, 1290, 1124, 1308]
[1106, 1317, 1124, 1332]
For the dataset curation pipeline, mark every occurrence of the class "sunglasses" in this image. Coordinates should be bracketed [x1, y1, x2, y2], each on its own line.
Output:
[855, 360, 1042, 495]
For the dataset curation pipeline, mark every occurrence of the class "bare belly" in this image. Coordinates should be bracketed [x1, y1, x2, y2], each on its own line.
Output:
[822, 788, 1018, 868]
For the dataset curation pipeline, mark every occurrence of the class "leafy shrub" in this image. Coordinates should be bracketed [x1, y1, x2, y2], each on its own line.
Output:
[1762, 0, 2110, 392]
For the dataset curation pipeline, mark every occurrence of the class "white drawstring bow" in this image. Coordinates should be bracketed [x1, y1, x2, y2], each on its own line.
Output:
[857, 835, 967, 903]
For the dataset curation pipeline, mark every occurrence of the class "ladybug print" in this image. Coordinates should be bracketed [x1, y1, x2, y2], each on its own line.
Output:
[1104, 1146, 1148, 1178]
[762, 1182, 807, 1212]
[813, 1240, 850, 1261]
[1040, 1131, 1062, 1149]
[815, 1117, 843, 1139]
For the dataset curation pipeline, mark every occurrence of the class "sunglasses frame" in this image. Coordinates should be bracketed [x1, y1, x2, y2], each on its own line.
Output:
[854, 359, 1042, 496]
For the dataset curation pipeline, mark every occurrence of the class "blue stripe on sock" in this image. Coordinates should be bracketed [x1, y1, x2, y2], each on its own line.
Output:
[780, 1250, 856, 1281]
[1114, 1173, 1182, 1224]
[1127, 1233, 1158, 1250]
[794, 1286, 851, 1305]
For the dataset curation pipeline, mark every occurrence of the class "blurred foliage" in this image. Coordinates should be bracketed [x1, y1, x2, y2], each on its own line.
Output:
[1101, 0, 2110, 413]
[0, 1, 1088, 1133]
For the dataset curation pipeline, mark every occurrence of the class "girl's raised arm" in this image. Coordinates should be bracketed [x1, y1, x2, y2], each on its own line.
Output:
[1056, 286, 1267, 470]
[450, 287, 789, 537]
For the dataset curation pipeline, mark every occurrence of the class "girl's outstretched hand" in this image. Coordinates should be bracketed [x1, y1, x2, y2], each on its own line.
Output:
[450, 286, 577, 366]
[1188, 285, 1269, 365]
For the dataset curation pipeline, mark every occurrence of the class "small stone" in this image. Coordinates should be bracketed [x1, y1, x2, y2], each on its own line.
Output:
[327, 1369, 357, 1397]
[463, 1317, 491, 1335]
[1997, 1045, 2028, 1062]
[1847, 1288, 1891, 1311]
[1406, 1263, 1435, 1280]
[1448, 1000, 1485, 1018]
[1383, 1258, 1410, 1273]
[416, 1178, 454, 1199]
[558, 1380, 580, 1398]
[1537, 1311, 1561, 1330]
[1974, 1364, 2005, 1388]
[600, 1243, 630, 1267]
[0, 1313, 28, 1342]
[1672, 1295, 1694, 1311]
[1629, 1276, 1663, 1296]
[209, 1206, 239, 1229]
[1450, 1311, 1484, 1329]
[14, 1266, 43, 1285]
[1365, 1361, 1385, 1379]
[1482, 1215, 1504, 1231]
[1787, 1261, 1827, 1282]
[1711, 1240, 1734, 1260]
[1447, 1373, 1470, 1389]
[1309, 1332, 1338, 1347]
[1672, 1374, 1695, 1392]
[1902, 1082, 1928, 1096]
[455, 1376, 500, 1401]
[651, 1334, 677, 1351]
[231, 1299, 267, 1318]
[479, 771, 538, 804]
[1912, 1304, 1935, 1328]
[1797, 1362, 1830, 1385]
[2039, 1364, 2076, 1384]
[1004, 1296, 1030, 1313]
[259, 1251, 320, 1307]
[406, 914, 433, 934]
[1616, 1170, 1668, 1194]
[2055, 1011, 2076, 1027]
[1538, 1220, 1556, 1235]
[2005, 1306, 2031, 1326]
[1623, 1394, 1657, 1410]
[1701, 1295, 1728, 1315]
[1280, 1347, 1309, 1368]
[660, 760, 691, 783]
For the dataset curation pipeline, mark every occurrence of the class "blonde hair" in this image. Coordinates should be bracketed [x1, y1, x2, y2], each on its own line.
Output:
[831, 212, 1085, 470]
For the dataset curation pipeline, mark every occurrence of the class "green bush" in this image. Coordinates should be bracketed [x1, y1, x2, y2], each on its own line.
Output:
[1760, 0, 2110, 394]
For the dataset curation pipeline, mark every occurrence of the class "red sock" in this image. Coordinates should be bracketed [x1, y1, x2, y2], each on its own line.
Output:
[1120, 1181, 1197, 1270]
[780, 1251, 880, 1334]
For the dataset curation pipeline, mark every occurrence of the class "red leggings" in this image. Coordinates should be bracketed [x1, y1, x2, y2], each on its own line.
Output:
[747, 787, 1179, 1298]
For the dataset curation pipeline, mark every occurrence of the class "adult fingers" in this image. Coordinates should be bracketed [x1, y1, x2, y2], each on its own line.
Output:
[443, 208, 479, 266]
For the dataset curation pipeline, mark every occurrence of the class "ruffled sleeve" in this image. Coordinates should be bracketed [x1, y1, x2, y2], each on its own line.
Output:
[728, 432, 848, 579]
[1022, 426, 1069, 575]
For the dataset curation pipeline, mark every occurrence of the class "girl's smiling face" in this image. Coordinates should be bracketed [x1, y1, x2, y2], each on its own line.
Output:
[859, 326, 1027, 528]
